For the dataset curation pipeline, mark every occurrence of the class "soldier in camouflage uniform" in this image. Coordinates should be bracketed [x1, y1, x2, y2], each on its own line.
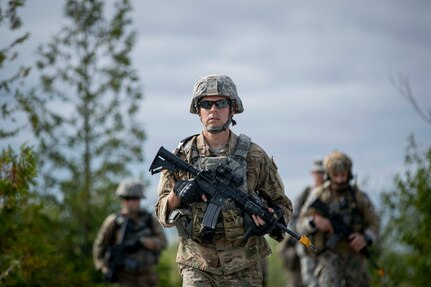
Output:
[93, 179, 167, 287]
[154, 74, 293, 287]
[279, 159, 324, 287]
[296, 152, 380, 287]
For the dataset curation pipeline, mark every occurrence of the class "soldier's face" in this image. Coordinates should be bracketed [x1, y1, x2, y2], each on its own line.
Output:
[331, 171, 349, 185]
[312, 171, 324, 186]
[122, 197, 140, 212]
[198, 96, 231, 129]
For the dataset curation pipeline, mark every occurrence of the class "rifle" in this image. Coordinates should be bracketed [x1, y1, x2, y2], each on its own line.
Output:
[310, 198, 385, 277]
[104, 218, 139, 282]
[149, 146, 313, 249]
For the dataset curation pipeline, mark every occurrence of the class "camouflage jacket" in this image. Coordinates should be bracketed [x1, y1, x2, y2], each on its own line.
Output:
[155, 131, 292, 274]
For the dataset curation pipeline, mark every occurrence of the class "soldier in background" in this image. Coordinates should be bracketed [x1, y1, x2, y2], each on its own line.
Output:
[154, 74, 293, 286]
[296, 151, 380, 287]
[279, 159, 324, 287]
[93, 179, 167, 287]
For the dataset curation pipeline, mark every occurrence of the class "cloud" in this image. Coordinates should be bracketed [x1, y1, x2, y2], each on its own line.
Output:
[2, 0, 430, 209]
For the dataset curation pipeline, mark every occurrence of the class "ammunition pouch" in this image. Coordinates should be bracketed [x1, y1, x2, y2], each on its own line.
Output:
[182, 203, 247, 244]
[191, 203, 214, 244]
[222, 208, 245, 241]
[168, 209, 191, 238]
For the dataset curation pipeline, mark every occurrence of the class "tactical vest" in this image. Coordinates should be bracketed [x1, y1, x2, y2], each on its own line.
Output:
[114, 212, 161, 267]
[312, 183, 366, 254]
[177, 134, 251, 243]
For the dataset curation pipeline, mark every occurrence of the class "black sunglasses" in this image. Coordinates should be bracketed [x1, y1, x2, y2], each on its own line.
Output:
[198, 99, 231, 110]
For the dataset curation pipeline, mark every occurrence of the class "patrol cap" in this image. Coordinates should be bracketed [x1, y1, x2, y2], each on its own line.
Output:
[115, 179, 145, 198]
[311, 159, 324, 173]
[189, 75, 244, 114]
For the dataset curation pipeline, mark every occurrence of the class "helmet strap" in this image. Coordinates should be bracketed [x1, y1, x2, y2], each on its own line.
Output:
[205, 114, 236, 134]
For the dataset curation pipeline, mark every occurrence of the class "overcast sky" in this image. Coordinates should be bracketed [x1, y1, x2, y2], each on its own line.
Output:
[2, 0, 430, 210]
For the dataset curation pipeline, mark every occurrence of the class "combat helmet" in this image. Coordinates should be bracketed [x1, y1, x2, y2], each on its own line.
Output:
[115, 179, 145, 198]
[189, 75, 244, 114]
[323, 151, 353, 180]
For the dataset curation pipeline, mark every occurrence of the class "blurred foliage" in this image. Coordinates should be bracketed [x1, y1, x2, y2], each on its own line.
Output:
[17, 0, 146, 284]
[156, 241, 182, 287]
[379, 135, 431, 286]
[0, 0, 31, 138]
[267, 237, 289, 287]
[0, 146, 65, 285]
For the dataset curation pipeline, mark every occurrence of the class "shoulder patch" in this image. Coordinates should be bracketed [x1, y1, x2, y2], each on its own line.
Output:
[115, 213, 126, 226]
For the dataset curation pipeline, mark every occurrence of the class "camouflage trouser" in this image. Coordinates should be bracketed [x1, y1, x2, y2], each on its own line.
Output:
[116, 268, 158, 287]
[299, 254, 318, 287]
[296, 243, 318, 287]
[314, 251, 370, 287]
[179, 262, 263, 287]
[285, 268, 303, 287]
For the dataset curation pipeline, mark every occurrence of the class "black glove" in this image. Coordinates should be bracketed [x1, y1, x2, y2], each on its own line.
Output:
[174, 179, 202, 205]
[243, 213, 273, 239]
[243, 204, 286, 239]
[123, 238, 142, 252]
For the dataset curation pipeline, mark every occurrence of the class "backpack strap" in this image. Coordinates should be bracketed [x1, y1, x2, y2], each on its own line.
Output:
[110, 212, 127, 244]
[234, 134, 251, 159]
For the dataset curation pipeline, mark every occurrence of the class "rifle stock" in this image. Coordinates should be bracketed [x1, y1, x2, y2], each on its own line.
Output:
[150, 146, 314, 249]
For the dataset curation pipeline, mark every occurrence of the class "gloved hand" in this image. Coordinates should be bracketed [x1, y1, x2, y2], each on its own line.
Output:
[243, 204, 286, 240]
[123, 238, 142, 252]
[173, 179, 202, 205]
[243, 212, 273, 239]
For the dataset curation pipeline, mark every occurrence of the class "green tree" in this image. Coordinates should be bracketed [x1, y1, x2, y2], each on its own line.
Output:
[0, 2, 53, 284]
[0, 0, 31, 138]
[0, 147, 46, 285]
[380, 135, 431, 286]
[24, 0, 146, 283]
[0, 146, 36, 284]
[156, 241, 182, 287]
[1, 146, 87, 286]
